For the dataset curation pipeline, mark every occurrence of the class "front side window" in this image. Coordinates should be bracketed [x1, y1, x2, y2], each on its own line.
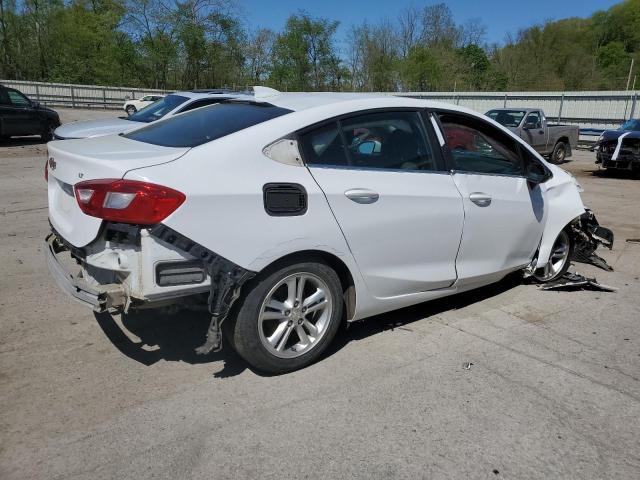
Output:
[300, 111, 437, 171]
[7, 89, 30, 107]
[127, 94, 189, 123]
[438, 112, 523, 176]
[486, 110, 526, 128]
[125, 102, 292, 148]
[524, 111, 541, 128]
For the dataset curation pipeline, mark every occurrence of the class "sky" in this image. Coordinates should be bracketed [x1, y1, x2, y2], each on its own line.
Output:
[241, 0, 621, 47]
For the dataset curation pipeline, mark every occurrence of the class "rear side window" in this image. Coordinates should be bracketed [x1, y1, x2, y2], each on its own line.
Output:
[438, 111, 523, 176]
[299, 110, 438, 171]
[298, 122, 349, 167]
[125, 102, 292, 148]
[340, 111, 436, 171]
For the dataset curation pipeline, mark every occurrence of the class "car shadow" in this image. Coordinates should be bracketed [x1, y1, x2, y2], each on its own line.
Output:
[592, 168, 639, 180]
[94, 273, 522, 378]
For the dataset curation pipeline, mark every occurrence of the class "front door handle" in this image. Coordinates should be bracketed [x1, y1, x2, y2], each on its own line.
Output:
[469, 192, 492, 207]
[345, 189, 379, 204]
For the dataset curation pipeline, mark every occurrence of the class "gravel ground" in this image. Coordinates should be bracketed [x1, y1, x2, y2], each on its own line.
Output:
[0, 111, 639, 480]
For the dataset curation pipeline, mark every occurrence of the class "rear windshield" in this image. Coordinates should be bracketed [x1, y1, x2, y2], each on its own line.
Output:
[486, 110, 526, 127]
[125, 102, 292, 147]
[127, 94, 188, 123]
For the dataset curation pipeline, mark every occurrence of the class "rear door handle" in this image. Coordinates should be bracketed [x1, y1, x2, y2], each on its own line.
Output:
[469, 192, 492, 207]
[345, 189, 379, 204]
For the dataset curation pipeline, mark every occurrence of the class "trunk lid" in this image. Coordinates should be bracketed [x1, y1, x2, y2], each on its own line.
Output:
[47, 135, 189, 247]
[54, 118, 142, 139]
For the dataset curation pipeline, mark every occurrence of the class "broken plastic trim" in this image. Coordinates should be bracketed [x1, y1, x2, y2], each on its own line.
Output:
[149, 224, 256, 354]
[539, 272, 617, 292]
[571, 210, 614, 272]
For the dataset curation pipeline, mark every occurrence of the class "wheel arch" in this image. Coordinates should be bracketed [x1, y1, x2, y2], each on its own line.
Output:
[254, 249, 357, 321]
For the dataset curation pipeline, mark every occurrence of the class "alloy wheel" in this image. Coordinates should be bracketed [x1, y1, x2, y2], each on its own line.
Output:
[534, 230, 571, 281]
[258, 272, 333, 359]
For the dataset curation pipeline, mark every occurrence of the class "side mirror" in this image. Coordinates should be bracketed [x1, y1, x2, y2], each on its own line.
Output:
[357, 140, 380, 155]
[32, 100, 40, 108]
[525, 160, 551, 184]
[523, 121, 537, 130]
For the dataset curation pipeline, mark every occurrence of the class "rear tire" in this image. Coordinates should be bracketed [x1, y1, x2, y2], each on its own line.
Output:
[550, 141, 567, 164]
[228, 260, 343, 374]
[126, 106, 137, 116]
[533, 228, 574, 282]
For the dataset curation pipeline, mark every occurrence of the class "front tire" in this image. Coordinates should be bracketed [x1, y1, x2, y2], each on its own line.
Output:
[126, 106, 137, 116]
[40, 121, 56, 141]
[229, 260, 343, 374]
[550, 141, 567, 164]
[533, 229, 573, 282]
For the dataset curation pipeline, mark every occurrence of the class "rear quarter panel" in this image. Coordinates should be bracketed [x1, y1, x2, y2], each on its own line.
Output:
[122, 119, 367, 301]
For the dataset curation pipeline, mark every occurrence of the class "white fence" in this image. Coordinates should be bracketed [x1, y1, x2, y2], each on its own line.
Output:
[2, 79, 637, 132]
[0, 79, 170, 110]
[396, 90, 638, 131]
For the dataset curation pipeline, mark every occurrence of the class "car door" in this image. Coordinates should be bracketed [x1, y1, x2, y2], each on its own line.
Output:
[520, 110, 547, 153]
[300, 110, 464, 299]
[436, 110, 546, 287]
[5, 88, 39, 136]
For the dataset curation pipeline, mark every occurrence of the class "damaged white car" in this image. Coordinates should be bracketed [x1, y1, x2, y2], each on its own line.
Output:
[45, 90, 613, 373]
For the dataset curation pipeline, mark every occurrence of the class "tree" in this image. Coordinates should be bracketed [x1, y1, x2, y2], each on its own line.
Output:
[270, 12, 340, 91]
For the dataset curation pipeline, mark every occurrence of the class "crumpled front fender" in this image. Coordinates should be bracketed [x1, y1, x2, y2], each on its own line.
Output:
[535, 169, 586, 268]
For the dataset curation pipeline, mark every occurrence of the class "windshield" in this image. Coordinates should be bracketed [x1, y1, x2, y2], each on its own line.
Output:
[127, 94, 188, 123]
[125, 102, 293, 147]
[486, 110, 527, 128]
[619, 119, 640, 131]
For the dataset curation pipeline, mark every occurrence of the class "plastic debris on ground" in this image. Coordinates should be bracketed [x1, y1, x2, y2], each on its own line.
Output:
[539, 270, 617, 292]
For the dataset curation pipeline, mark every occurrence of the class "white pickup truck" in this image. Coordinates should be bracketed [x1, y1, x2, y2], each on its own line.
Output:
[486, 108, 579, 164]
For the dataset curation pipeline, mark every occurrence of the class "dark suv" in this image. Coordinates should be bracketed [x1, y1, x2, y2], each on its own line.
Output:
[0, 84, 61, 141]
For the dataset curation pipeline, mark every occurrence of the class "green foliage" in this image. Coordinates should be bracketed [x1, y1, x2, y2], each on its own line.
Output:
[270, 12, 341, 91]
[0, 0, 638, 92]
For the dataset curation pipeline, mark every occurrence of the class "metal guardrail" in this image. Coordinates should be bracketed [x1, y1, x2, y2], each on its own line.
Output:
[396, 90, 638, 132]
[1, 80, 637, 136]
[0, 79, 171, 110]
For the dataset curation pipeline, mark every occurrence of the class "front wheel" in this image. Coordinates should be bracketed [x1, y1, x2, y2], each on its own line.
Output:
[229, 260, 343, 374]
[126, 106, 136, 116]
[40, 121, 56, 141]
[533, 229, 573, 282]
[550, 141, 567, 164]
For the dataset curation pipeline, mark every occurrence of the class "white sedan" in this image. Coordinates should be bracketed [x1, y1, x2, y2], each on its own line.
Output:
[45, 89, 612, 373]
[53, 90, 252, 140]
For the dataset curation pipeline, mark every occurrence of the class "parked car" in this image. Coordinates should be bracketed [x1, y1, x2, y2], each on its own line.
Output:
[485, 108, 579, 164]
[54, 89, 252, 140]
[592, 118, 640, 174]
[0, 84, 60, 141]
[123, 94, 165, 116]
[46, 91, 611, 373]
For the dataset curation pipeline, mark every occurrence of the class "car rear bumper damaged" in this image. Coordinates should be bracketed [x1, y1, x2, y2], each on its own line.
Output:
[46, 233, 126, 312]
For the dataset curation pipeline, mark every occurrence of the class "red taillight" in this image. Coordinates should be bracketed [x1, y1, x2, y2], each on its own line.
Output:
[74, 179, 185, 224]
